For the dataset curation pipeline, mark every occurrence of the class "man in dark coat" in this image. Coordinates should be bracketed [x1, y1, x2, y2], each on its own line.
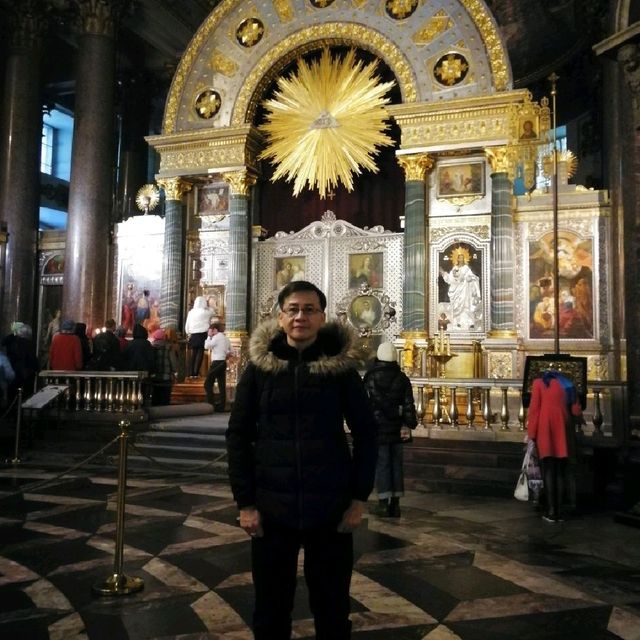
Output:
[226, 281, 377, 640]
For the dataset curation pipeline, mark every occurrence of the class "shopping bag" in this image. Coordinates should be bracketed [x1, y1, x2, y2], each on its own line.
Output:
[514, 470, 529, 501]
[514, 446, 531, 501]
[526, 440, 543, 502]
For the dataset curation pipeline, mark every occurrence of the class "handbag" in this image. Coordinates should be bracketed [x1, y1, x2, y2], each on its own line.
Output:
[514, 446, 531, 501]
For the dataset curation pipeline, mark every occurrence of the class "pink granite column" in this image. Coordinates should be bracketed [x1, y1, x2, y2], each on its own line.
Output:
[62, 1, 122, 333]
[0, 4, 45, 334]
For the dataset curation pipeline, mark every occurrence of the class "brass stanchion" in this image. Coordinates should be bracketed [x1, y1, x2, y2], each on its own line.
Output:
[93, 420, 144, 596]
[7, 388, 23, 464]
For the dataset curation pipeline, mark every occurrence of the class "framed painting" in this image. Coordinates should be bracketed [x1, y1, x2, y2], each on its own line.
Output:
[528, 230, 594, 340]
[436, 162, 485, 198]
[518, 116, 539, 141]
[437, 243, 484, 332]
[202, 284, 225, 321]
[275, 256, 306, 289]
[348, 294, 382, 329]
[348, 252, 383, 289]
[197, 182, 229, 217]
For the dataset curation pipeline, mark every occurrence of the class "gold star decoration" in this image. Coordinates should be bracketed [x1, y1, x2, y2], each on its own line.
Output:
[434, 52, 469, 86]
[259, 48, 395, 198]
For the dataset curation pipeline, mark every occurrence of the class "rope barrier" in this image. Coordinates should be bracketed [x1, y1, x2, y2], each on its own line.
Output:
[0, 435, 121, 499]
[0, 393, 19, 421]
[126, 440, 228, 474]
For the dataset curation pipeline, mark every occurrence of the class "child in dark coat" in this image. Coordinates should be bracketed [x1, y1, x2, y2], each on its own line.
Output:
[364, 342, 417, 517]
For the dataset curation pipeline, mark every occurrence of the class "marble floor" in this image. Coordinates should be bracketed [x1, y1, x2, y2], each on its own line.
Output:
[1, 465, 639, 640]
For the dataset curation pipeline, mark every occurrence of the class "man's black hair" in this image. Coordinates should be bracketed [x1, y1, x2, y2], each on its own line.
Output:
[278, 280, 327, 311]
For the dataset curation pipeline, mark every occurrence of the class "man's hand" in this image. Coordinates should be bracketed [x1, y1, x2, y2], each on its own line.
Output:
[337, 499, 365, 533]
[239, 507, 264, 538]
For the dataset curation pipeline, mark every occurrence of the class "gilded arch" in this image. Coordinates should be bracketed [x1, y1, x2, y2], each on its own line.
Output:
[231, 24, 417, 127]
[162, 0, 512, 135]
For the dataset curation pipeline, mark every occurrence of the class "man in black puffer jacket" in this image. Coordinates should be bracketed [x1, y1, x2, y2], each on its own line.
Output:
[226, 281, 376, 640]
[363, 341, 417, 518]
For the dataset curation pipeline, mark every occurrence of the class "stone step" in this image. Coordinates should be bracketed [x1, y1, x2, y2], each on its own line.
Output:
[132, 442, 226, 460]
[136, 431, 227, 447]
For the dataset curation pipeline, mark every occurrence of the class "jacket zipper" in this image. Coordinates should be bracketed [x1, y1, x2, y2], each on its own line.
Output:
[294, 357, 304, 529]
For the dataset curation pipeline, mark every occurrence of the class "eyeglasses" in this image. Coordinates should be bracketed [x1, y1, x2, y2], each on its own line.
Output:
[282, 306, 323, 318]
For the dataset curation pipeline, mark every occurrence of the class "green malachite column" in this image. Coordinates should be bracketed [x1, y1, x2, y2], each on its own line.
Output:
[397, 154, 434, 335]
[0, 6, 45, 335]
[223, 171, 256, 334]
[486, 147, 516, 336]
[63, 1, 123, 333]
[157, 178, 190, 330]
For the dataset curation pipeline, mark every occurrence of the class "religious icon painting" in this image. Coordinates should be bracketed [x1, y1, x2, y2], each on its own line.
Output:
[275, 256, 306, 290]
[436, 162, 485, 198]
[348, 295, 382, 330]
[437, 243, 484, 332]
[528, 230, 594, 340]
[518, 116, 539, 141]
[348, 252, 383, 289]
[197, 183, 230, 217]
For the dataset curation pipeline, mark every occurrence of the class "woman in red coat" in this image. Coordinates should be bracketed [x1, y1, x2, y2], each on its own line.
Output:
[527, 371, 583, 522]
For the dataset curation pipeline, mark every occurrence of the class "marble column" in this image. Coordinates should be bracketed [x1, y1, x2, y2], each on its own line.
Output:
[62, 0, 122, 333]
[0, 4, 45, 334]
[157, 178, 190, 330]
[397, 154, 434, 335]
[222, 170, 256, 334]
[485, 147, 516, 336]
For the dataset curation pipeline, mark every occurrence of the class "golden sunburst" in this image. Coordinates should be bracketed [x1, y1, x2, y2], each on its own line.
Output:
[542, 149, 579, 180]
[259, 48, 396, 198]
[135, 184, 160, 214]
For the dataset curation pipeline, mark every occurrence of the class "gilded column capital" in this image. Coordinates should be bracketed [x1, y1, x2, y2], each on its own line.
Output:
[397, 154, 435, 182]
[619, 43, 640, 129]
[6, 1, 46, 51]
[223, 170, 257, 196]
[484, 146, 511, 174]
[157, 178, 191, 201]
[75, 0, 126, 37]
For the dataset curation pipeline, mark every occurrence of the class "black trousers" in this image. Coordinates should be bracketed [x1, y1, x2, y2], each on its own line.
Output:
[204, 359, 226, 409]
[542, 457, 567, 518]
[251, 521, 353, 640]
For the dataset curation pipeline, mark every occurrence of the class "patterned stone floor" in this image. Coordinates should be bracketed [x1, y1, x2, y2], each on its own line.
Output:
[1, 465, 639, 639]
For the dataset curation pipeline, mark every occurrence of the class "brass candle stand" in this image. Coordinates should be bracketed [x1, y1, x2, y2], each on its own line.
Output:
[429, 329, 457, 427]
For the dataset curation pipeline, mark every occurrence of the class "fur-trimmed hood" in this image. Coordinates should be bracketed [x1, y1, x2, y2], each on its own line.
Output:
[249, 319, 361, 376]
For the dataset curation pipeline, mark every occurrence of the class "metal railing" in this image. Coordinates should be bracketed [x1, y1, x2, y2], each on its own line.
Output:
[38, 371, 152, 413]
[408, 376, 628, 443]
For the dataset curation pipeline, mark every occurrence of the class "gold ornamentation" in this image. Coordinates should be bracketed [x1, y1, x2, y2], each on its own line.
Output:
[310, 0, 336, 6]
[147, 125, 263, 173]
[135, 184, 160, 214]
[211, 50, 238, 77]
[194, 89, 222, 119]
[223, 170, 257, 196]
[487, 352, 514, 377]
[542, 149, 578, 179]
[233, 23, 417, 126]
[6, 1, 46, 50]
[397, 154, 434, 181]
[236, 17, 265, 47]
[485, 146, 511, 173]
[434, 52, 470, 86]
[259, 48, 395, 198]
[157, 178, 192, 201]
[458, 0, 509, 91]
[77, 0, 122, 37]
[412, 11, 452, 46]
[388, 90, 530, 150]
[385, 0, 418, 20]
[273, 0, 295, 22]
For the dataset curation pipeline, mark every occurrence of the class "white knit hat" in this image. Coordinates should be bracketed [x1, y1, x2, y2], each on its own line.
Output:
[377, 342, 396, 362]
